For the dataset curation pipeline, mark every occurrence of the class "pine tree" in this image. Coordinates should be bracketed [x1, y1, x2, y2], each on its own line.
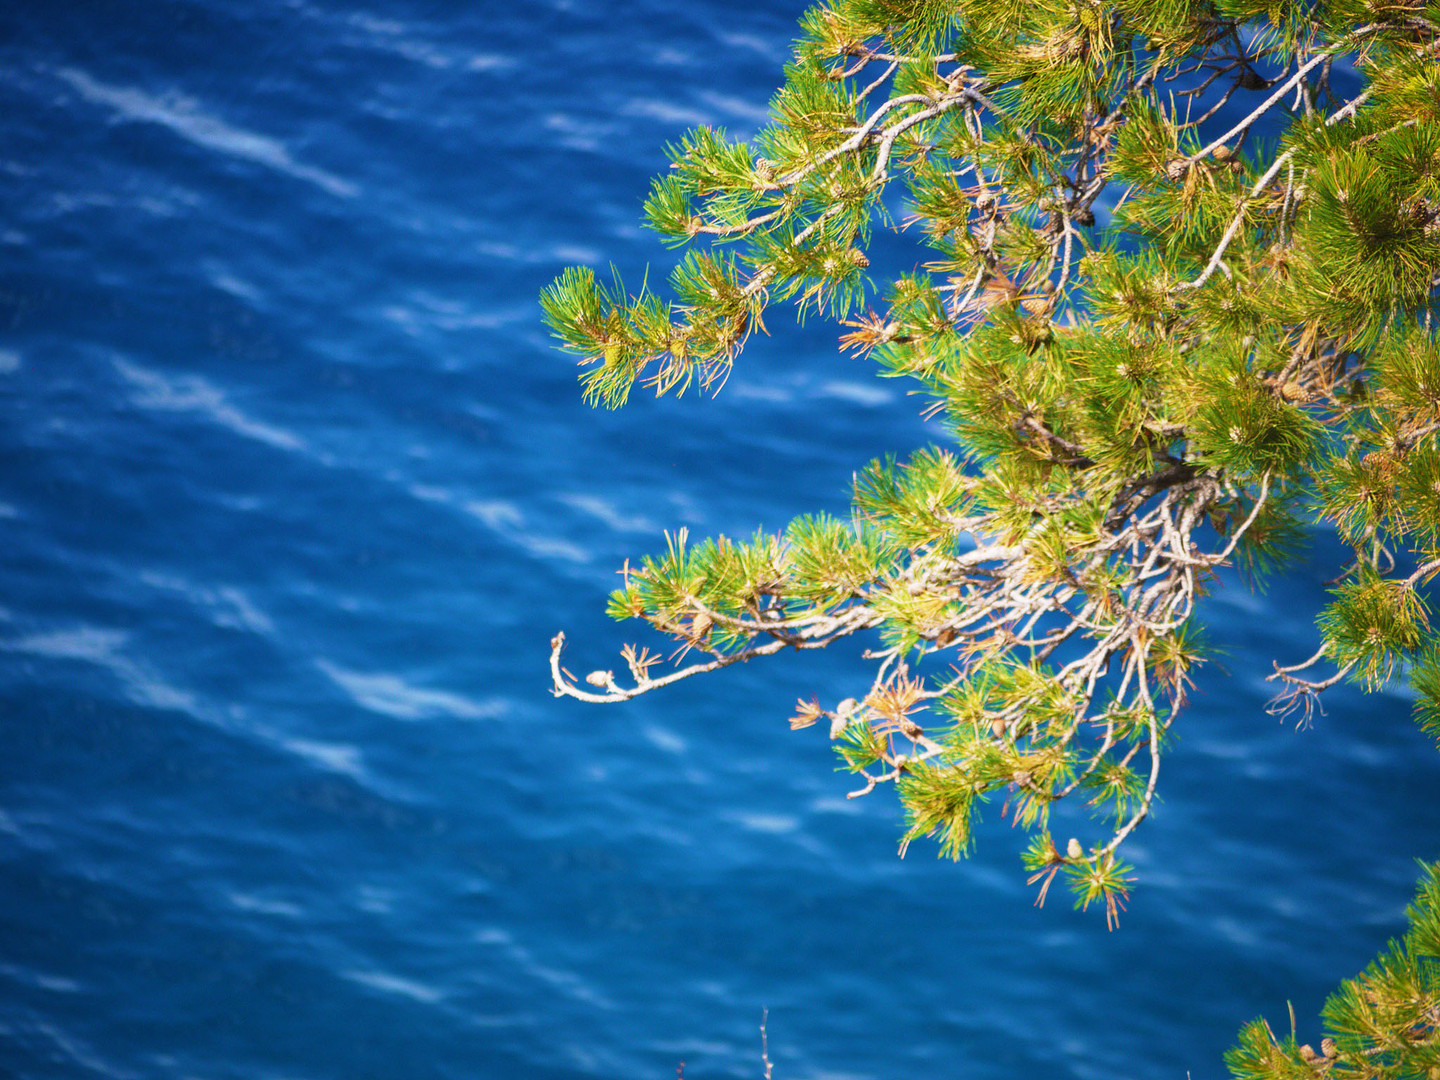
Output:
[543, 1, 1440, 927]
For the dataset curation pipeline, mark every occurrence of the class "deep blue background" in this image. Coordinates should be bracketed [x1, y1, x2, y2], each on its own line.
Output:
[0, 2, 1437, 1078]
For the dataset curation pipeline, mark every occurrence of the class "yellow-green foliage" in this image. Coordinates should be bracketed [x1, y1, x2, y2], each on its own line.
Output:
[546, 0, 1440, 929]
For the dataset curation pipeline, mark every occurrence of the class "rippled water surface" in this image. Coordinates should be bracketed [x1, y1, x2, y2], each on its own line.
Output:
[1, 3, 1438, 1078]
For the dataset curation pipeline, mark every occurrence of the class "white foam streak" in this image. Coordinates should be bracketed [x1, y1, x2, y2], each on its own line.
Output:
[227, 892, 305, 918]
[557, 493, 655, 534]
[465, 500, 522, 530]
[56, 68, 357, 199]
[464, 500, 589, 564]
[114, 358, 305, 452]
[316, 659, 505, 721]
[343, 969, 445, 1004]
[622, 99, 713, 128]
[0, 962, 83, 994]
[139, 572, 275, 636]
[817, 380, 894, 407]
[728, 812, 799, 835]
[641, 725, 686, 754]
[6, 627, 208, 721]
[694, 90, 772, 125]
[475, 929, 615, 1010]
[281, 737, 368, 781]
[32, 1020, 137, 1079]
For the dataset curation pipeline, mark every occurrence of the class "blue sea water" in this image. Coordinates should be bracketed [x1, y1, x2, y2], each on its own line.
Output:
[0, 2, 1437, 1078]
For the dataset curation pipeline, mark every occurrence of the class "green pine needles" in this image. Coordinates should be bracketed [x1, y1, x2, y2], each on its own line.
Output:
[544, 0, 1440, 929]
[1227, 862, 1440, 1080]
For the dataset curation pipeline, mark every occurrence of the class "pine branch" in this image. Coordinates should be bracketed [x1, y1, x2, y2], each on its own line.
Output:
[544, 0, 1440, 916]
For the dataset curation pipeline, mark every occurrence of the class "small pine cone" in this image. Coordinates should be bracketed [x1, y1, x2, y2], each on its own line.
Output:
[830, 698, 859, 740]
[1072, 206, 1095, 226]
[1165, 158, 1190, 182]
[1238, 68, 1270, 90]
[1066, 838, 1084, 860]
[1363, 450, 1400, 482]
[1320, 1039, 1338, 1061]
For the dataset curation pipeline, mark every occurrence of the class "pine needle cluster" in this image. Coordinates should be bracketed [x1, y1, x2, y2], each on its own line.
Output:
[545, 0, 1440, 927]
[1227, 862, 1440, 1080]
